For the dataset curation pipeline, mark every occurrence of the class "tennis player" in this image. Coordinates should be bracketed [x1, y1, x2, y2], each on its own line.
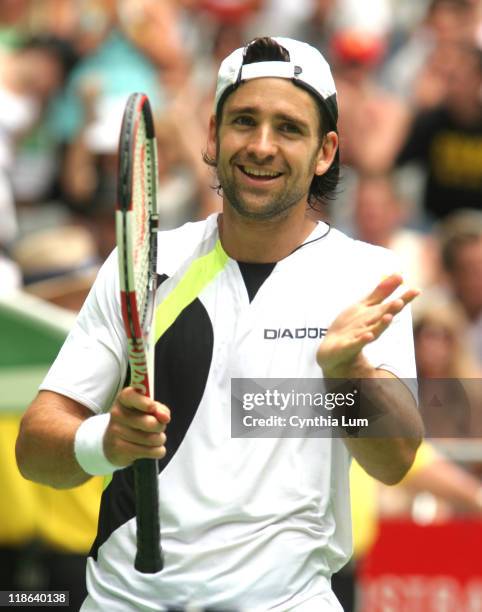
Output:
[16, 37, 423, 611]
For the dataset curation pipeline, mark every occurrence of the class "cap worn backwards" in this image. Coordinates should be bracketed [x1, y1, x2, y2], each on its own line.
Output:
[214, 37, 338, 128]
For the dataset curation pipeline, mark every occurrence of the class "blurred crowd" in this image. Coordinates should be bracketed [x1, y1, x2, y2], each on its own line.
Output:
[1, 0, 482, 609]
[1, 0, 482, 374]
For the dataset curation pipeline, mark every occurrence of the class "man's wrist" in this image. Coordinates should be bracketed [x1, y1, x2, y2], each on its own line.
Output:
[74, 413, 120, 476]
[321, 357, 376, 380]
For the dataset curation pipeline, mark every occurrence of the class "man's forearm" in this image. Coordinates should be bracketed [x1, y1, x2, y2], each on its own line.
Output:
[316, 274, 424, 485]
[16, 391, 93, 489]
[329, 368, 423, 485]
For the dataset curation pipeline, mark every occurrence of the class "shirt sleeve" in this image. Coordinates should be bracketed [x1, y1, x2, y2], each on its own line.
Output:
[39, 250, 128, 414]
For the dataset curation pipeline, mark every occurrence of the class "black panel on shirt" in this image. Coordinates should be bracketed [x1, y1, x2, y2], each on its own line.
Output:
[153, 294, 214, 471]
[90, 275, 214, 560]
[89, 467, 136, 562]
[237, 261, 276, 302]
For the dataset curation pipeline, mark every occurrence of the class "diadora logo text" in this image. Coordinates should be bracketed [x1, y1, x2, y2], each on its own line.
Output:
[264, 328, 328, 340]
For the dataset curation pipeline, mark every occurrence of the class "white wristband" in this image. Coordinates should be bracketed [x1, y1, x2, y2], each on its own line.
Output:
[74, 413, 120, 476]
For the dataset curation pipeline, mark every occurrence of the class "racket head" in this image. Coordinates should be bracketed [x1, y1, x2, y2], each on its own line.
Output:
[116, 93, 158, 398]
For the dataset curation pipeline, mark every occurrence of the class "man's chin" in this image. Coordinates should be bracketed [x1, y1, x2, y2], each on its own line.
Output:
[226, 194, 295, 221]
[231, 203, 286, 221]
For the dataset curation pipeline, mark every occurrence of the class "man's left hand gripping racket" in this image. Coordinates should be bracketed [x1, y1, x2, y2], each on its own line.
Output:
[116, 93, 162, 573]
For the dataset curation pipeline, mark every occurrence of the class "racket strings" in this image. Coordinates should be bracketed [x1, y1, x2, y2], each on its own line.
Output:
[132, 114, 154, 331]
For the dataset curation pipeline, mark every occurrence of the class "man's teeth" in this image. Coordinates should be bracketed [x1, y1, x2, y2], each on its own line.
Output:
[241, 166, 281, 178]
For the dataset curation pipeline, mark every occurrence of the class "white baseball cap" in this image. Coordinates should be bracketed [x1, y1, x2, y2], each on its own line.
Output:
[214, 37, 338, 129]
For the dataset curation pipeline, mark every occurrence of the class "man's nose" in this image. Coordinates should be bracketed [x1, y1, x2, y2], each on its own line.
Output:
[245, 125, 277, 160]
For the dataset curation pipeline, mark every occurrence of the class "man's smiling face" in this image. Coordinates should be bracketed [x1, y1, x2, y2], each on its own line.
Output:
[208, 77, 330, 220]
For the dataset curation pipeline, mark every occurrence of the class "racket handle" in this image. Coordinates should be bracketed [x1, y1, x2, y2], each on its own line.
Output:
[133, 458, 164, 573]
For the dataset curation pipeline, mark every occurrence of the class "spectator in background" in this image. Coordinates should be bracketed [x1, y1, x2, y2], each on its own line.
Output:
[0, 35, 76, 294]
[247, 0, 334, 46]
[59, 80, 120, 260]
[49, 1, 187, 259]
[60, 78, 220, 259]
[154, 88, 222, 226]
[353, 172, 440, 288]
[245, 0, 313, 40]
[413, 300, 482, 437]
[0, 36, 75, 234]
[381, 0, 481, 108]
[394, 43, 482, 222]
[50, 11, 166, 146]
[0, 0, 28, 47]
[183, 4, 256, 128]
[438, 210, 482, 365]
[321, 22, 410, 227]
[192, 0, 264, 27]
[414, 301, 479, 379]
[249, 0, 394, 58]
[328, 18, 411, 175]
[115, 0, 189, 90]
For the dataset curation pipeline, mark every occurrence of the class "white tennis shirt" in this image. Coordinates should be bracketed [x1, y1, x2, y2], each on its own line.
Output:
[41, 214, 417, 611]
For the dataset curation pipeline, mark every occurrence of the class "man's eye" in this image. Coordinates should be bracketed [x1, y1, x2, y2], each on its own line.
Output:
[233, 116, 254, 126]
[280, 123, 301, 134]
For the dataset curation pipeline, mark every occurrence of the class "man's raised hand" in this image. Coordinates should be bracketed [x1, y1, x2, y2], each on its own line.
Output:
[317, 274, 419, 378]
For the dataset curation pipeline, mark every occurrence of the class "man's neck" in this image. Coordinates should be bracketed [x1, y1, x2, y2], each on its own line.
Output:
[218, 204, 317, 263]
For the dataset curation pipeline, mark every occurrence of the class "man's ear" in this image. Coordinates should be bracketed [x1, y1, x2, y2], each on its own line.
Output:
[206, 115, 217, 161]
[314, 131, 338, 176]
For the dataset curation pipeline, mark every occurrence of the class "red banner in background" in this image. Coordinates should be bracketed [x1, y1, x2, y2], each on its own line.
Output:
[358, 519, 482, 612]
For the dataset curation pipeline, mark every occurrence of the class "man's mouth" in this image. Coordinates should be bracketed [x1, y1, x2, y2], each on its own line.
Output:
[238, 165, 283, 180]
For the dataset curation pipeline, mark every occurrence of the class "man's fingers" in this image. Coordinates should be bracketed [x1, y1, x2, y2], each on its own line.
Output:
[399, 288, 420, 305]
[318, 277, 420, 377]
[149, 402, 171, 425]
[104, 389, 172, 466]
[366, 313, 394, 338]
[364, 300, 402, 326]
[118, 387, 155, 411]
[365, 288, 420, 325]
[366, 299, 413, 339]
[382, 289, 420, 317]
[106, 436, 167, 464]
[118, 429, 166, 448]
[364, 275, 420, 309]
[112, 409, 167, 433]
[363, 274, 404, 306]
[118, 387, 170, 424]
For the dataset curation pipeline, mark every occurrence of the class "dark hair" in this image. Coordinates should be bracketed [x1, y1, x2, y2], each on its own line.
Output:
[19, 35, 78, 82]
[203, 37, 340, 210]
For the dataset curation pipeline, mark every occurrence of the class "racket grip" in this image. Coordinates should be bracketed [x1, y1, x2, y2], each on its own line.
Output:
[133, 458, 164, 573]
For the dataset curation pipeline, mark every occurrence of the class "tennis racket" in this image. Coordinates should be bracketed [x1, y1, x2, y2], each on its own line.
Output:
[116, 93, 162, 573]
